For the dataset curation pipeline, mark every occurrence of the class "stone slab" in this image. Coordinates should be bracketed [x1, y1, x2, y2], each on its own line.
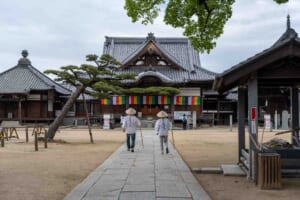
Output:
[221, 164, 246, 176]
[193, 167, 222, 174]
[119, 192, 155, 200]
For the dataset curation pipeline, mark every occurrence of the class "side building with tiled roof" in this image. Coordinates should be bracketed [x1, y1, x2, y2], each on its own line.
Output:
[0, 50, 71, 123]
[99, 33, 236, 126]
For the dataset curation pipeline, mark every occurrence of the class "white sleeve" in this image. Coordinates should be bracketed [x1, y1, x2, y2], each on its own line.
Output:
[155, 120, 160, 133]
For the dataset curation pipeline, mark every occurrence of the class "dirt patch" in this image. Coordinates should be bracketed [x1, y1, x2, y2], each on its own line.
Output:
[0, 128, 125, 200]
[172, 127, 300, 200]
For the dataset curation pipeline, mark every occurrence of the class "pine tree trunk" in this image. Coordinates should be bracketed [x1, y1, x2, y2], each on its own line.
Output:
[82, 93, 94, 143]
[47, 85, 85, 140]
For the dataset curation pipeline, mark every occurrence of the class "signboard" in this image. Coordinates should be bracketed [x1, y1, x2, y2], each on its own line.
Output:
[103, 114, 111, 129]
[250, 107, 257, 134]
[264, 114, 271, 131]
[251, 120, 256, 134]
[173, 111, 191, 120]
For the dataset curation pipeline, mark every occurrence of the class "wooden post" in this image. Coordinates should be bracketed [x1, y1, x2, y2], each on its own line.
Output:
[25, 127, 29, 143]
[44, 130, 48, 148]
[229, 114, 232, 132]
[18, 99, 22, 123]
[238, 87, 246, 162]
[1, 134, 4, 147]
[248, 75, 258, 180]
[274, 110, 278, 130]
[34, 131, 38, 151]
[291, 87, 299, 145]
[170, 95, 175, 124]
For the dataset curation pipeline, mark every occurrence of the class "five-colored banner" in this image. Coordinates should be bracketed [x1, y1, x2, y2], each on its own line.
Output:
[101, 95, 201, 105]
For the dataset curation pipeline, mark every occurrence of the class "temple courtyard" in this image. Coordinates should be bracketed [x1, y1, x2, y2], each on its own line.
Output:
[0, 126, 299, 200]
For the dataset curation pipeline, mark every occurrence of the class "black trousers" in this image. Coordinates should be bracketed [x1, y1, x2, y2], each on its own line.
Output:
[126, 133, 136, 149]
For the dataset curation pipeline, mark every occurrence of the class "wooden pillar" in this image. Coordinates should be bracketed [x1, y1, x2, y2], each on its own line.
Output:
[200, 88, 203, 113]
[171, 95, 175, 123]
[291, 87, 299, 145]
[248, 74, 258, 180]
[44, 130, 48, 148]
[238, 86, 246, 161]
[25, 127, 29, 143]
[217, 98, 220, 125]
[18, 99, 22, 123]
[126, 95, 129, 109]
[34, 131, 38, 151]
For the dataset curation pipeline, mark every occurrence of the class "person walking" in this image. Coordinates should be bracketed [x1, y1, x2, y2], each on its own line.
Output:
[122, 107, 141, 152]
[182, 114, 187, 130]
[155, 110, 172, 154]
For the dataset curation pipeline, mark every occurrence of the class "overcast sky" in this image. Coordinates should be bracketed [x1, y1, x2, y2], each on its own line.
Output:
[0, 0, 300, 74]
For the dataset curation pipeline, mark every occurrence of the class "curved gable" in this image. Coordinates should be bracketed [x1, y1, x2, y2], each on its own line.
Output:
[121, 40, 183, 70]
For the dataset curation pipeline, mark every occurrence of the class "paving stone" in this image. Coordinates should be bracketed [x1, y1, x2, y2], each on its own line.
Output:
[199, 167, 223, 174]
[119, 192, 156, 200]
[221, 164, 246, 176]
[156, 180, 191, 198]
[185, 182, 212, 200]
[156, 198, 192, 200]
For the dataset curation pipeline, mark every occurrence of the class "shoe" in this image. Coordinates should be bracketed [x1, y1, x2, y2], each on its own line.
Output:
[131, 149, 134, 152]
[127, 149, 130, 151]
[161, 152, 164, 155]
[166, 147, 169, 154]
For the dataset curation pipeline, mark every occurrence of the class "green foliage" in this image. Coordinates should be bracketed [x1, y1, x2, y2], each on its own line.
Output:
[124, 86, 180, 95]
[124, 0, 165, 24]
[274, 0, 288, 3]
[45, 54, 135, 97]
[124, 0, 289, 53]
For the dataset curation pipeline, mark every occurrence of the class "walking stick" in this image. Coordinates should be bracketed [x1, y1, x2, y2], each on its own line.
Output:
[140, 127, 144, 148]
[171, 129, 175, 147]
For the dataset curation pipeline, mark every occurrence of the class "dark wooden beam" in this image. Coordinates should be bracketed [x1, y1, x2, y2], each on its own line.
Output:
[248, 73, 258, 180]
[238, 87, 246, 162]
[291, 87, 299, 145]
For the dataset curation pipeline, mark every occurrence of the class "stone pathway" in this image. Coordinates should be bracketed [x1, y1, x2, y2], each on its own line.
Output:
[64, 130, 211, 200]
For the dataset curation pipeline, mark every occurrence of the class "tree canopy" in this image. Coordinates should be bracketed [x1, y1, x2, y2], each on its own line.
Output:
[124, 0, 289, 53]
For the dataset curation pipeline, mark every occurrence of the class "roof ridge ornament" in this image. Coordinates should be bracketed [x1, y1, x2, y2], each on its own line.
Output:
[22, 50, 28, 58]
[287, 14, 291, 30]
[18, 49, 31, 65]
[146, 32, 156, 42]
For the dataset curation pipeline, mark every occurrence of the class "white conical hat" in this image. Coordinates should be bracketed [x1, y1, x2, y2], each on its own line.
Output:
[126, 107, 136, 115]
[157, 110, 168, 118]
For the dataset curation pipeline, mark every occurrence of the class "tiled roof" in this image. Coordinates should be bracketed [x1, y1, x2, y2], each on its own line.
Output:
[61, 83, 96, 100]
[219, 15, 299, 78]
[103, 33, 217, 84]
[214, 16, 300, 93]
[0, 52, 71, 95]
[118, 65, 216, 84]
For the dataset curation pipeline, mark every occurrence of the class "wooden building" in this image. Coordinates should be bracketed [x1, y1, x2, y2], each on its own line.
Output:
[0, 50, 71, 123]
[214, 16, 300, 179]
[97, 33, 236, 124]
[0, 36, 237, 126]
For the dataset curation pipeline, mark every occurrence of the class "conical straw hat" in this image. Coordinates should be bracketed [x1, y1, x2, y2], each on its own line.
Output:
[126, 107, 136, 115]
[157, 111, 168, 118]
